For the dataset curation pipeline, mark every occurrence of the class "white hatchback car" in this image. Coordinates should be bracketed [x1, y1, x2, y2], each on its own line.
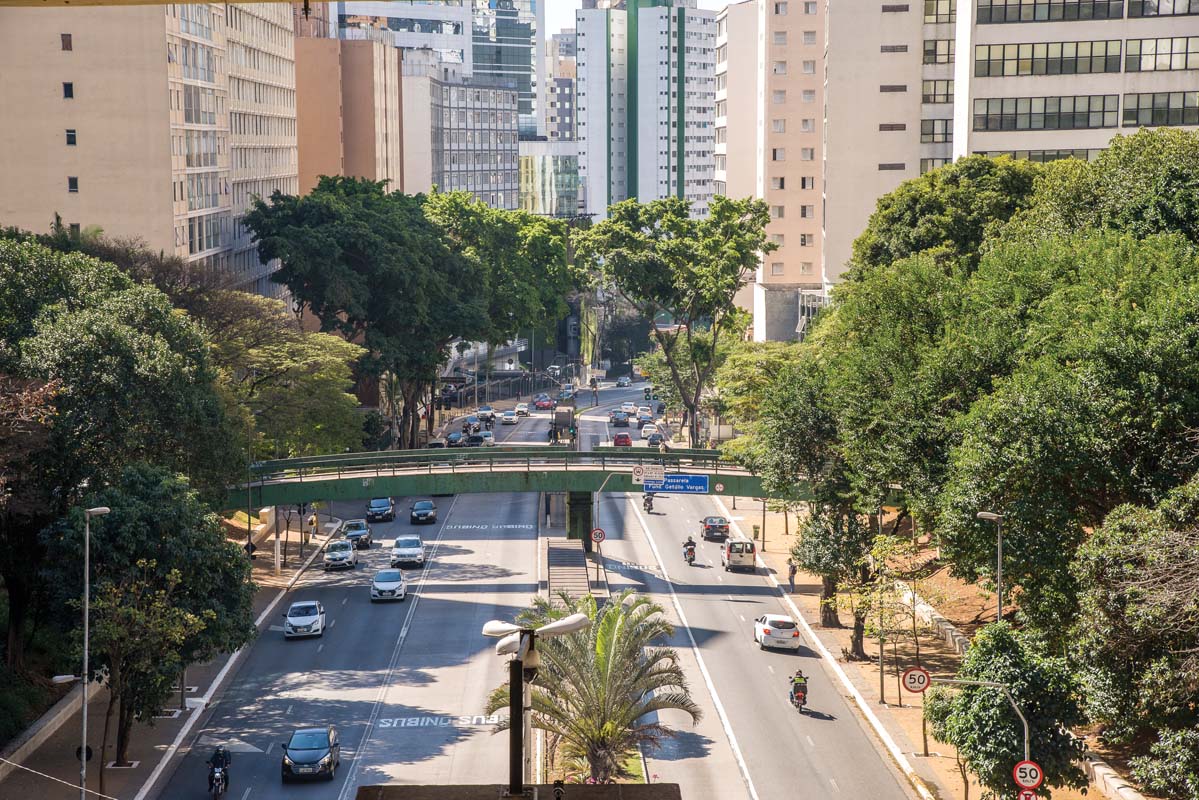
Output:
[621, 401, 637, 413]
[640, 423, 659, 440]
[515, 402, 530, 416]
[754, 614, 801, 650]
[283, 601, 325, 638]
[323, 539, 358, 571]
[370, 569, 407, 602]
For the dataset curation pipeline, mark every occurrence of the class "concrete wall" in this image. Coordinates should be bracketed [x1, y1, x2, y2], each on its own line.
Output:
[296, 37, 344, 194]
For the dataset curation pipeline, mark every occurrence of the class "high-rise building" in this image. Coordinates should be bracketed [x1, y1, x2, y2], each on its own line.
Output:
[0, 3, 296, 298]
[339, 1, 473, 69]
[576, 0, 717, 219]
[400, 49, 520, 209]
[822, 0, 1199, 287]
[473, 0, 546, 138]
[519, 139, 583, 217]
[715, 0, 825, 341]
[547, 29, 578, 140]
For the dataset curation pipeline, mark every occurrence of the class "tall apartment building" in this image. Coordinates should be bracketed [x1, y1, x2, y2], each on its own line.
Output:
[295, 34, 402, 194]
[715, 0, 825, 341]
[547, 29, 578, 140]
[823, 0, 1199, 287]
[0, 3, 296, 297]
[576, 0, 717, 219]
[473, 0, 546, 138]
[339, 1, 473, 68]
[400, 50, 520, 209]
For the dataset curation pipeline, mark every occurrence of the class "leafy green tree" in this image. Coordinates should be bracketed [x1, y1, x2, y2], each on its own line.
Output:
[714, 340, 802, 427]
[575, 196, 773, 442]
[484, 590, 701, 783]
[924, 623, 1087, 800]
[849, 155, 1042, 276]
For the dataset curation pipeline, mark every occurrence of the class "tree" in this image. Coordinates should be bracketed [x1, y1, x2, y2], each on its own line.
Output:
[714, 340, 803, 427]
[924, 623, 1087, 800]
[575, 196, 773, 443]
[484, 590, 701, 783]
[849, 155, 1042, 276]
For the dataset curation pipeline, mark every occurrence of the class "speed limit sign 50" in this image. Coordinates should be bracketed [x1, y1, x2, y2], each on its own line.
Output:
[1013, 760, 1044, 790]
[901, 667, 931, 694]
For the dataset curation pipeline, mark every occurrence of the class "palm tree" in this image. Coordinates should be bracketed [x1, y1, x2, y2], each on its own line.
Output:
[485, 590, 702, 783]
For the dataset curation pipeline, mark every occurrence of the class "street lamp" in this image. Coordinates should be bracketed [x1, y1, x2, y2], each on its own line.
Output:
[976, 511, 1004, 623]
[81, 505, 110, 799]
[482, 612, 591, 795]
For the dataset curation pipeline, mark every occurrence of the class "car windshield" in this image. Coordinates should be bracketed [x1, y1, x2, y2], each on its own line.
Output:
[289, 604, 318, 618]
[395, 538, 422, 549]
[768, 619, 797, 630]
[466, 416, 479, 423]
[345, 522, 366, 532]
[375, 570, 403, 583]
[369, 499, 389, 508]
[504, 411, 515, 416]
[706, 517, 727, 525]
[414, 501, 433, 510]
[329, 541, 352, 552]
[288, 731, 329, 750]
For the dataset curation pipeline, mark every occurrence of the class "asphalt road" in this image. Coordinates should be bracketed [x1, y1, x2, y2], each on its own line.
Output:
[158, 410, 548, 800]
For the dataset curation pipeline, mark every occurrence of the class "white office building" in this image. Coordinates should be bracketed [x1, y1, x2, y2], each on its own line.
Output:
[576, 0, 717, 219]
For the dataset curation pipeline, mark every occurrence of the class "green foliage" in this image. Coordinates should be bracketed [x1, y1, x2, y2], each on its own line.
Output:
[850, 155, 1042, 275]
[484, 590, 700, 784]
[714, 340, 802, 426]
[924, 623, 1087, 799]
[1130, 729, 1199, 800]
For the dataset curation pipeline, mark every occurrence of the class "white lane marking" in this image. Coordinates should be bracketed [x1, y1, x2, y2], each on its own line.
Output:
[716, 574, 723, 582]
[335, 496, 460, 800]
[807, 736, 816, 748]
[265, 742, 275, 755]
[241, 788, 252, 800]
[739, 615, 746, 622]
[631, 498, 761, 800]
[132, 520, 331, 800]
[285, 704, 293, 715]
[342, 597, 348, 606]
[829, 778, 841, 793]
[710, 496, 936, 800]
[317, 644, 324, 653]
[767, 664, 775, 674]
[330, 619, 337, 628]
[727, 595, 734, 602]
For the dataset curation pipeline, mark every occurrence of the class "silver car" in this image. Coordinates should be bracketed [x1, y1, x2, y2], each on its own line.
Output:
[323, 540, 358, 571]
[283, 601, 325, 638]
[370, 569, 407, 602]
[390, 535, 425, 567]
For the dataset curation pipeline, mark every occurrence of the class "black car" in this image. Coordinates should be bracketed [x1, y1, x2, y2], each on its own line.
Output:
[463, 415, 481, 433]
[446, 432, 464, 447]
[281, 726, 340, 782]
[636, 413, 654, 429]
[410, 499, 437, 524]
[612, 412, 630, 427]
[464, 434, 485, 447]
[646, 432, 665, 447]
[701, 516, 731, 541]
[366, 497, 395, 522]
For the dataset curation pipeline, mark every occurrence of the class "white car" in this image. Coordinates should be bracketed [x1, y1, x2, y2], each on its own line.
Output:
[391, 535, 426, 567]
[323, 539, 358, 571]
[501, 410, 518, 425]
[283, 601, 325, 638]
[481, 430, 496, 446]
[370, 569, 407, 602]
[753, 614, 801, 650]
[620, 401, 637, 413]
[640, 423, 659, 440]
[515, 402, 530, 416]
[637, 405, 653, 417]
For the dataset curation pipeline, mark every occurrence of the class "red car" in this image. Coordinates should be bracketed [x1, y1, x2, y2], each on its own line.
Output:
[534, 398, 555, 410]
[613, 432, 633, 447]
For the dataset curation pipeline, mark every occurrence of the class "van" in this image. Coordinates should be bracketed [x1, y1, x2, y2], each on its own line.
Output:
[721, 536, 756, 572]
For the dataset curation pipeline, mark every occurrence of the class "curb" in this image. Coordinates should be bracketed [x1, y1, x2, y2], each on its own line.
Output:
[0, 682, 100, 784]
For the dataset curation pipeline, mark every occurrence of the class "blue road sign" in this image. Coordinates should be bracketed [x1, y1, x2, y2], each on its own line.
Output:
[643, 473, 710, 494]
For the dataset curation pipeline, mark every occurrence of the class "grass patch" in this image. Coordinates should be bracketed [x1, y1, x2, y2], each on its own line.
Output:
[226, 511, 256, 527]
[622, 750, 647, 784]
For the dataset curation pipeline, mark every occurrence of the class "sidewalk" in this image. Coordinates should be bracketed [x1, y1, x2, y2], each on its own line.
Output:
[0, 516, 341, 800]
[714, 497, 1092, 800]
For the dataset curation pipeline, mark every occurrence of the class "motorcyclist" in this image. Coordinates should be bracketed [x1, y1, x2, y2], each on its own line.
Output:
[207, 745, 231, 791]
[790, 669, 809, 705]
[683, 536, 696, 562]
[643, 493, 654, 512]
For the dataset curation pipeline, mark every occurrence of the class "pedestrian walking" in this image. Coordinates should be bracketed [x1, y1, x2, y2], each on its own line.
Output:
[787, 559, 798, 593]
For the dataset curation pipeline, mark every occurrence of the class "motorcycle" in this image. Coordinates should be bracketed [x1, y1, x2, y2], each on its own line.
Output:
[209, 766, 227, 798]
[643, 494, 654, 513]
[790, 684, 808, 714]
[684, 544, 696, 566]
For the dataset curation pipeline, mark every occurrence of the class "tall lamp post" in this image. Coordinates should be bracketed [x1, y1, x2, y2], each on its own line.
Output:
[976, 511, 1004, 623]
[482, 613, 591, 795]
[81, 506, 110, 799]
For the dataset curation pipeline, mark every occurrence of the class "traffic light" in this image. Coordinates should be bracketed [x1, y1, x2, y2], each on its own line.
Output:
[643, 388, 651, 400]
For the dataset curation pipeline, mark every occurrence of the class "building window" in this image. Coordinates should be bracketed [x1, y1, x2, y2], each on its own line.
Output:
[62, 82, 74, 98]
[1122, 92, 1199, 126]
[924, 39, 955, 64]
[921, 158, 952, 173]
[773, 90, 787, 104]
[800, 205, 815, 218]
[804, 1, 818, 12]
[804, 30, 817, 44]
[881, 44, 910, 53]
[774, 31, 788, 45]
[802, 60, 816, 73]
[67, 176, 78, 192]
[974, 95, 1119, 130]
[771, 205, 786, 218]
[975, 41, 1121, 76]
[65, 129, 76, 145]
[921, 118, 953, 142]
[69, 223, 80, 236]
[801, 261, 814, 274]
[771, 177, 786, 189]
[801, 147, 815, 160]
[1129, 0, 1199, 14]
[924, 0, 957, 21]
[923, 79, 955, 103]
[800, 233, 815, 246]
[61, 33, 72, 51]
[803, 89, 816, 102]
[882, 3, 911, 9]
[772, 147, 786, 160]
[878, 163, 907, 170]
[773, 61, 788, 75]
[771, 262, 786, 276]
[771, 234, 786, 245]
[773, 119, 787, 133]
[880, 122, 908, 131]
[774, 1, 788, 13]
[801, 118, 815, 131]
[976, 0, 1123, 23]
[801, 176, 815, 189]
[880, 84, 908, 92]
[974, 148, 1103, 162]
[1126, 37, 1199, 72]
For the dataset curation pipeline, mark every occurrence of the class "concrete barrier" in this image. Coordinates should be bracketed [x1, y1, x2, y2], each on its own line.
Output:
[0, 681, 99, 783]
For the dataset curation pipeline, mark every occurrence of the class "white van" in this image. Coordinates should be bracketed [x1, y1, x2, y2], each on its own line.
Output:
[721, 536, 757, 572]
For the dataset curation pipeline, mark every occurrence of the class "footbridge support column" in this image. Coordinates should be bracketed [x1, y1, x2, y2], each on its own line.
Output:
[566, 491, 594, 552]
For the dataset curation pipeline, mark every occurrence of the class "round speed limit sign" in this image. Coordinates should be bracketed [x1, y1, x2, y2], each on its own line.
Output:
[590, 528, 606, 543]
[1013, 760, 1044, 790]
[901, 667, 931, 694]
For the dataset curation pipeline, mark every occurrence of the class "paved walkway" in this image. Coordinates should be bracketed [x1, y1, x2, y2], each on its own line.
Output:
[0, 516, 341, 800]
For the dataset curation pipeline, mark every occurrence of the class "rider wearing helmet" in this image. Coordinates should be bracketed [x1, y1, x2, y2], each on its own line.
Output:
[207, 745, 231, 791]
[790, 669, 809, 703]
[683, 536, 696, 560]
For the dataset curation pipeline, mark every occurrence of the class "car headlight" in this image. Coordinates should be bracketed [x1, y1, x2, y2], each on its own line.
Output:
[319, 754, 333, 767]
[283, 753, 295, 766]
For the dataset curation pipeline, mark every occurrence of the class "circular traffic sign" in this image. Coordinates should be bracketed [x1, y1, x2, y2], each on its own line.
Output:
[590, 528, 605, 543]
[1018, 790, 1038, 800]
[632, 465, 645, 480]
[714, 482, 725, 492]
[1013, 760, 1044, 790]
[901, 667, 931, 694]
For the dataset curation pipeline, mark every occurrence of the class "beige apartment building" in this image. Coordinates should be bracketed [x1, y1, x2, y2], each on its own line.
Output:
[717, 0, 826, 341]
[295, 36, 402, 194]
[0, 3, 296, 297]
